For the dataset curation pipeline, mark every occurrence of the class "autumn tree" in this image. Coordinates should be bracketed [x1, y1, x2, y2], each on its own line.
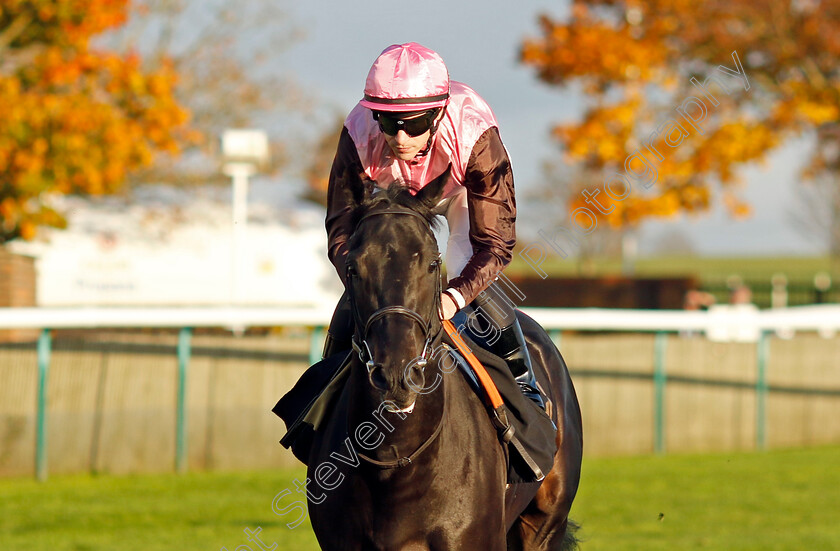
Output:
[103, 0, 306, 187]
[520, 0, 840, 270]
[524, 158, 625, 273]
[302, 114, 345, 207]
[0, 0, 190, 243]
[790, 126, 840, 261]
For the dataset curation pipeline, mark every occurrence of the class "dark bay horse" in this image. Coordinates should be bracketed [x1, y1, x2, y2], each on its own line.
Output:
[306, 170, 583, 550]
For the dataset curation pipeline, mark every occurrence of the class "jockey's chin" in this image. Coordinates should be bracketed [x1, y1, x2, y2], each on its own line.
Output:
[384, 130, 430, 161]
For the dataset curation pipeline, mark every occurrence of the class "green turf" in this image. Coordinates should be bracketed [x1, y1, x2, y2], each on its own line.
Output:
[506, 254, 836, 282]
[2, 446, 839, 550]
[573, 446, 840, 550]
[0, 469, 320, 551]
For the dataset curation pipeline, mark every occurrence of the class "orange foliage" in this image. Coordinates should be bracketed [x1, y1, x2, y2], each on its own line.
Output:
[0, 0, 190, 242]
[521, 0, 840, 227]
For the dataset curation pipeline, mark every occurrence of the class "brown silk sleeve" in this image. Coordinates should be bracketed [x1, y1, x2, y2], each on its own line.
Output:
[325, 127, 367, 286]
[446, 127, 516, 305]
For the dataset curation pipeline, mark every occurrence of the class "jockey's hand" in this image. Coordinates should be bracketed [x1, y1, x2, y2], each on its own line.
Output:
[440, 292, 458, 321]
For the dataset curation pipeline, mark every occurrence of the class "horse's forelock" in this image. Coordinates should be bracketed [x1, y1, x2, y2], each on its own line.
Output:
[353, 183, 439, 231]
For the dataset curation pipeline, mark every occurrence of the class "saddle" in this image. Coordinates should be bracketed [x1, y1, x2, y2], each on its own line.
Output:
[272, 327, 557, 484]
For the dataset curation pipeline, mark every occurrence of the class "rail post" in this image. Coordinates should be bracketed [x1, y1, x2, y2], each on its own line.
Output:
[549, 330, 562, 349]
[36, 328, 52, 481]
[176, 327, 192, 473]
[309, 326, 325, 365]
[653, 331, 668, 455]
[756, 331, 769, 450]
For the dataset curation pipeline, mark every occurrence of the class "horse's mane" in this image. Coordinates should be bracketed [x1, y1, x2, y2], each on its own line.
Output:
[353, 183, 441, 231]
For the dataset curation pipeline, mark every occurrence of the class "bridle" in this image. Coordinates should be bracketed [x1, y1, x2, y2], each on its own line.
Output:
[346, 207, 444, 377]
[345, 205, 449, 469]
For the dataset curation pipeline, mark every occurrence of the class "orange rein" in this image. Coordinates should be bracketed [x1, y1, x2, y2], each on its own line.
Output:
[441, 319, 505, 409]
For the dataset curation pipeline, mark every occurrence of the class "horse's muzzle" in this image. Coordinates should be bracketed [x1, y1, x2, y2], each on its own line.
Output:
[367, 360, 423, 412]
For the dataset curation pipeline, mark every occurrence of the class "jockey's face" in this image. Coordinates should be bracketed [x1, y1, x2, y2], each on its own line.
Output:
[382, 110, 443, 161]
[385, 127, 429, 160]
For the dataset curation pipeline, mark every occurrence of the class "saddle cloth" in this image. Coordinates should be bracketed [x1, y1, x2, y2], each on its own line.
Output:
[272, 333, 557, 484]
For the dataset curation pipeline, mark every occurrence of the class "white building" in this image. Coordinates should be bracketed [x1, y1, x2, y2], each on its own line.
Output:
[9, 180, 343, 309]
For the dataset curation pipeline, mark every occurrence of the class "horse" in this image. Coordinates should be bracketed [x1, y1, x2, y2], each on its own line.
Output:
[304, 169, 583, 550]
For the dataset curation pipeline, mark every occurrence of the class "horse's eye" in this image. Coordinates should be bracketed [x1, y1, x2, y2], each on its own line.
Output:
[428, 260, 438, 273]
[346, 264, 357, 278]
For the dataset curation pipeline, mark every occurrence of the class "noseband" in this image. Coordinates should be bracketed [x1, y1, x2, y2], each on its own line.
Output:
[346, 207, 443, 376]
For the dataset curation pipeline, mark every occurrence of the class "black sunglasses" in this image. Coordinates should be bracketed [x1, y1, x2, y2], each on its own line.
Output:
[373, 109, 439, 137]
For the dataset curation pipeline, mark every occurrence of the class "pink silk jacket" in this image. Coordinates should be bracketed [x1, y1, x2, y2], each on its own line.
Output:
[326, 81, 517, 306]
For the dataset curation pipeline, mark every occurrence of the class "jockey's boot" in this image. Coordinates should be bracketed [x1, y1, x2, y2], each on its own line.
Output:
[321, 291, 353, 360]
[492, 320, 546, 411]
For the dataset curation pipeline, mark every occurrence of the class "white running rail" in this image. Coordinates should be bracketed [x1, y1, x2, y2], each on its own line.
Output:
[0, 304, 837, 340]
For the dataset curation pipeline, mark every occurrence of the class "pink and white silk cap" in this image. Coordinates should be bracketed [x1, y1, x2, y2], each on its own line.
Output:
[360, 42, 450, 113]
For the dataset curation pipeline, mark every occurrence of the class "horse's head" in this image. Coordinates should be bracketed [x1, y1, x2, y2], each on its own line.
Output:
[345, 167, 451, 412]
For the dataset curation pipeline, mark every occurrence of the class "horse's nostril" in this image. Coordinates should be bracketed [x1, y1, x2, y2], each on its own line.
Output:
[401, 359, 425, 392]
[368, 365, 388, 392]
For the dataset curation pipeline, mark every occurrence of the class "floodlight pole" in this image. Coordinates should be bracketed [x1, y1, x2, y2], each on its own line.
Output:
[220, 129, 269, 310]
[223, 162, 256, 305]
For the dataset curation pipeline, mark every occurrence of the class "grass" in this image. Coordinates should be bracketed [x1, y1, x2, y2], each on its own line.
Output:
[573, 446, 840, 550]
[505, 253, 837, 282]
[2, 446, 839, 550]
[0, 469, 320, 551]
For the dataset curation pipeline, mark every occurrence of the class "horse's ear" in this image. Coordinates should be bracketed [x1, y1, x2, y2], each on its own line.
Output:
[415, 164, 451, 208]
[350, 174, 375, 207]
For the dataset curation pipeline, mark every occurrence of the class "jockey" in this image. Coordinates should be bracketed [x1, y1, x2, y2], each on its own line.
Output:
[324, 42, 545, 410]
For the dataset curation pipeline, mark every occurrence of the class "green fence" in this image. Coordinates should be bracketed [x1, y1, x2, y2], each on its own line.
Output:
[3, 326, 840, 480]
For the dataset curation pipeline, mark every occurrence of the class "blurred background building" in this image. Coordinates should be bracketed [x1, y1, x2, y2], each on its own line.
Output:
[7, 182, 341, 308]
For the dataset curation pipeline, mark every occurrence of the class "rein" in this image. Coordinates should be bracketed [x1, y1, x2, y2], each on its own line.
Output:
[346, 206, 447, 469]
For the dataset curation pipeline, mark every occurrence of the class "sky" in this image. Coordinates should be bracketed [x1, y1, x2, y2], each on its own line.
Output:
[271, 0, 824, 257]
